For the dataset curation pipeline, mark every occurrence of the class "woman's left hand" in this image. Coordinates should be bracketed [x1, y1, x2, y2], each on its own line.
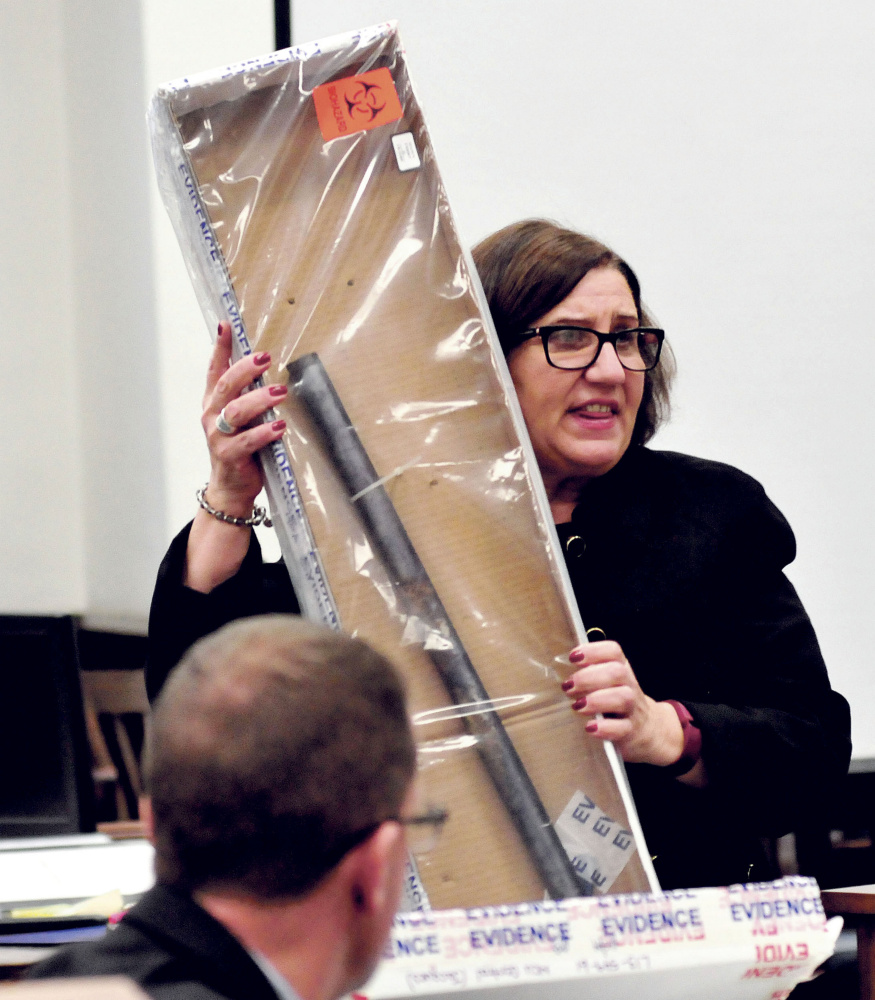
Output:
[562, 641, 685, 767]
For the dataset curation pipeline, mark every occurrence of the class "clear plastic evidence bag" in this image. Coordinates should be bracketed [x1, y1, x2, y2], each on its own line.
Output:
[149, 21, 656, 909]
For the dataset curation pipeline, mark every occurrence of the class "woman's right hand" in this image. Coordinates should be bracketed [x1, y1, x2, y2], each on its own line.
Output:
[201, 322, 287, 516]
[184, 323, 288, 593]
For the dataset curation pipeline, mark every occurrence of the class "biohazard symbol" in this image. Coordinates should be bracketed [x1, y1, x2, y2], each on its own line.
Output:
[344, 80, 386, 122]
[312, 68, 403, 140]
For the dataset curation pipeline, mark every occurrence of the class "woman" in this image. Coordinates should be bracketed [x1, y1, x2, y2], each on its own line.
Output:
[148, 219, 851, 890]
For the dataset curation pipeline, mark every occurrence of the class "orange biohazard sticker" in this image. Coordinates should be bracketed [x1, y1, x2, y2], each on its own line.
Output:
[313, 67, 403, 141]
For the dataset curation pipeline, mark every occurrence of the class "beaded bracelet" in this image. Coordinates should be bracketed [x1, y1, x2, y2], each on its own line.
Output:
[196, 485, 272, 528]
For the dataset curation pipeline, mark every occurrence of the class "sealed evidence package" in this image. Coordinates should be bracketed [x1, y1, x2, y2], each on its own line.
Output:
[367, 877, 841, 1000]
[149, 22, 656, 909]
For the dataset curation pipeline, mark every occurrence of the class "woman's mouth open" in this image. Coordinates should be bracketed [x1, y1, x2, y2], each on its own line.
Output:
[568, 400, 619, 425]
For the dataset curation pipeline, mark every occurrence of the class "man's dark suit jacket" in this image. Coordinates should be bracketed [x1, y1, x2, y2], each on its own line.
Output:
[147, 447, 851, 891]
[27, 885, 283, 1000]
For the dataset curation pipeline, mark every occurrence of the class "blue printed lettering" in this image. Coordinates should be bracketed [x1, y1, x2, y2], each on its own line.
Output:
[469, 923, 571, 949]
[571, 797, 594, 825]
[593, 816, 612, 837]
[394, 935, 440, 957]
[601, 908, 702, 937]
[729, 897, 823, 922]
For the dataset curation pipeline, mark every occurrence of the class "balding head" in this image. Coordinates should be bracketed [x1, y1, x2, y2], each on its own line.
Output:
[145, 615, 416, 899]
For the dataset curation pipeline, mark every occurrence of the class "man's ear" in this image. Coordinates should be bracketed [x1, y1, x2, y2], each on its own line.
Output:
[346, 821, 405, 916]
[338, 821, 408, 993]
[138, 796, 156, 844]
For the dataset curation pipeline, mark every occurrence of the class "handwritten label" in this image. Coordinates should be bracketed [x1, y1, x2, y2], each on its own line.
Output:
[392, 132, 421, 171]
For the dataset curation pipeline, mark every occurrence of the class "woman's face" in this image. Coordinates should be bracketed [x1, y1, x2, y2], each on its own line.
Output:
[508, 266, 645, 493]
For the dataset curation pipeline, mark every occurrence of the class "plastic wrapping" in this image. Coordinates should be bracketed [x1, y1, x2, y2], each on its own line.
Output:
[149, 22, 656, 908]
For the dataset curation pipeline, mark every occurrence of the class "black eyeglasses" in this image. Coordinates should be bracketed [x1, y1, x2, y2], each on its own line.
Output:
[325, 806, 449, 867]
[397, 807, 450, 855]
[517, 326, 665, 372]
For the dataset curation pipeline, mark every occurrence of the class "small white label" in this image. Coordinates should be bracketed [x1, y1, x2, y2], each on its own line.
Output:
[392, 132, 421, 172]
[554, 790, 637, 894]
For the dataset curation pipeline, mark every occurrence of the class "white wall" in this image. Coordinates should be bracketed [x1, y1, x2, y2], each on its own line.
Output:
[1, 1, 873, 753]
[139, 0, 274, 541]
[60, 1, 164, 629]
[294, 2, 875, 754]
[0, 2, 86, 614]
[0, 0, 271, 629]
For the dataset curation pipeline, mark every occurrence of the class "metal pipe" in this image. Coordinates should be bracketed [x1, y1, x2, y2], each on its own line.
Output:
[287, 352, 590, 899]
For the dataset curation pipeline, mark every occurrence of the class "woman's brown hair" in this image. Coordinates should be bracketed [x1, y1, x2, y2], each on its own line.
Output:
[472, 219, 674, 445]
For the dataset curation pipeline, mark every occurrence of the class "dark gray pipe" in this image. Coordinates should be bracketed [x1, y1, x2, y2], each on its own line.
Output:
[287, 352, 590, 899]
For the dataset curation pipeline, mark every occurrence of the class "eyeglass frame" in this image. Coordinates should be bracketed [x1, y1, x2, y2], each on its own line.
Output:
[515, 325, 665, 372]
[396, 806, 450, 849]
[323, 806, 450, 868]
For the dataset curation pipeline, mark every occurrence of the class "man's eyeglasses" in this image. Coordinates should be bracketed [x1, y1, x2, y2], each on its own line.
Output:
[517, 326, 665, 372]
[326, 807, 449, 866]
[397, 807, 449, 856]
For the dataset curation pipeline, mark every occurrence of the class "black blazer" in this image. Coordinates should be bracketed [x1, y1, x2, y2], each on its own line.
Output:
[147, 447, 851, 890]
[558, 447, 850, 887]
[27, 885, 281, 1000]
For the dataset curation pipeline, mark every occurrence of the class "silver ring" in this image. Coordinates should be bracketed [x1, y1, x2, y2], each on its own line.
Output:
[215, 407, 236, 435]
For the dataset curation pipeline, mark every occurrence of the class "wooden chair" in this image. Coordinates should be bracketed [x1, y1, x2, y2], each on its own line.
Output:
[80, 670, 149, 824]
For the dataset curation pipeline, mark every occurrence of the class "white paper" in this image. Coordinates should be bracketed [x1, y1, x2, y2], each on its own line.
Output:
[0, 840, 155, 904]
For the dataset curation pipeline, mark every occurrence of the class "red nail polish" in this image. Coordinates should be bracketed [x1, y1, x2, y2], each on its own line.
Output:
[561, 679, 573, 692]
[269, 385, 288, 397]
[217, 323, 226, 338]
[572, 697, 587, 711]
[254, 352, 271, 365]
[585, 722, 598, 733]
[569, 648, 586, 663]
[272, 420, 286, 432]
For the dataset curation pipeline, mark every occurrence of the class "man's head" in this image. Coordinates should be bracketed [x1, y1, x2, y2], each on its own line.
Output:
[144, 614, 417, 900]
